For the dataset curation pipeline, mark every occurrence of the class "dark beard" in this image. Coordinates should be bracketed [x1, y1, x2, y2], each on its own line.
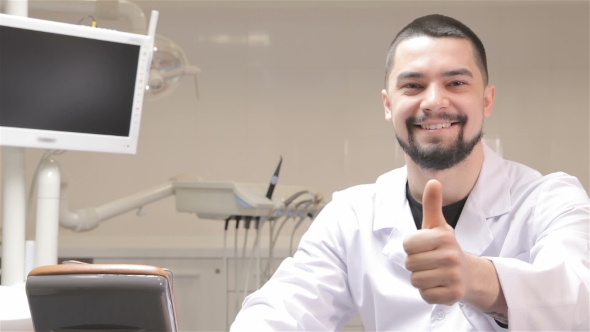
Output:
[396, 114, 483, 171]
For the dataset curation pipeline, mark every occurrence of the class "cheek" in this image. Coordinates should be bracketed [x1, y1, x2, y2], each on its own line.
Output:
[390, 99, 419, 132]
[460, 105, 486, 136]
[473, 99, 487, 116]
[390, 98, 416, 120]
[390, 111, 411, 137]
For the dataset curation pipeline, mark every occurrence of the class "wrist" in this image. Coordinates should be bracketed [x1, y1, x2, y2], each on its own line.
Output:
[463, 254, 504, 312]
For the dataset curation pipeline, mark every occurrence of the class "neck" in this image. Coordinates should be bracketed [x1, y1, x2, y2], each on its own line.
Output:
[406, 142, 485, 206]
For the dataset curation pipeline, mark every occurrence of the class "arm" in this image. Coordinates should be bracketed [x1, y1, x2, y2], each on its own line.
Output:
[464, 255, 508, 326]
[484, 175, 589, 331]
[231, 198, 357, 331]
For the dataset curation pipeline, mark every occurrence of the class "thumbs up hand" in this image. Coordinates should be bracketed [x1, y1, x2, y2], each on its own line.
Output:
[421, 179, 447, 230]
[403, 180, 472, 306]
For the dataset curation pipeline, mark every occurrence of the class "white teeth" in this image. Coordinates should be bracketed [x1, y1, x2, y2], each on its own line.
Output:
[420, 123, 452, 130]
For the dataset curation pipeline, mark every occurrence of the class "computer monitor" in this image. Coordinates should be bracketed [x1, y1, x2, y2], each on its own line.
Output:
[0, 13, 151, 154]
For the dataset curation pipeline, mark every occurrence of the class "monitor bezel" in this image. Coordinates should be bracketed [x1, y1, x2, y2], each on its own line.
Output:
[0, 13, 151, 154]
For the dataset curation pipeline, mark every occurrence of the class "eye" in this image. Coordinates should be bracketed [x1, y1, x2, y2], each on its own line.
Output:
[449, 81, 467, 87]
[402, 83, 422, 89]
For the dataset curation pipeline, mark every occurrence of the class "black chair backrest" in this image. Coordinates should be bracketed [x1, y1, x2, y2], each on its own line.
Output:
[26, 262, 177, 332]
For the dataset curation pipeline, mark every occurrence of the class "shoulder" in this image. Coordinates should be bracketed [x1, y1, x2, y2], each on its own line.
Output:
[331, 183, 377, 204]
[479, 148, 587, 224]
[505, 159, 588, 205]
[313, 167, 405, 227]
[502, 161, 589, 236]
[330, 167, 405, 208]
[319, 184, 377, 228]
[529, 172, 589, 216]
[502, 159, 543, 193]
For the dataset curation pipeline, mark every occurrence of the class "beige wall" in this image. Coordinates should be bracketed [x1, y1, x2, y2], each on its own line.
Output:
[1, 0, 588, 243]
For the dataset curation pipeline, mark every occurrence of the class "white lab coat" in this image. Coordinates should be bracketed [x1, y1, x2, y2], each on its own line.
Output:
[232, 144, 590, 331]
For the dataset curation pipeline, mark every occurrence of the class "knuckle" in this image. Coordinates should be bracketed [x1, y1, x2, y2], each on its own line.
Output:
[420, 290, 436, 304]
[439, 233, 453, 245]
[410, 273, 421, 288]
[444, 299, 458, 306]
[450, 287, 465, 301]
[404, 257, 413, 271]
[402, 241, 411, 254]
[449, 254, 461, 266]
[442, 251, 461, 266]
[448, 269, 462, 283]
[402, 235, 418, 254]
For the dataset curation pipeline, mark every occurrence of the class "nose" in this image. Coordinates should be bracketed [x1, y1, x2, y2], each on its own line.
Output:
[420, 84, 449, 112]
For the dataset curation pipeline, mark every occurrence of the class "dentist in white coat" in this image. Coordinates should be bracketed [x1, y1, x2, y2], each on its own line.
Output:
[232, 14, 590, 331]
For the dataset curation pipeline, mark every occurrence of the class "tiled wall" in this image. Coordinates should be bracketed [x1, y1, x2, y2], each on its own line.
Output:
[3, 0, 588, 240]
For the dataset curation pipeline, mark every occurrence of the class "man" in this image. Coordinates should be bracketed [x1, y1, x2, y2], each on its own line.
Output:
[231, 14, 589, 331]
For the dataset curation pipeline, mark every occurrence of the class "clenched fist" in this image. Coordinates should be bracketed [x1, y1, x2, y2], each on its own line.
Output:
[403, 179, 472, 306]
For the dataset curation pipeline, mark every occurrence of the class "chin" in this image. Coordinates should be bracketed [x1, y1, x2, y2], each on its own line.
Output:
[419, 140, 453, 150]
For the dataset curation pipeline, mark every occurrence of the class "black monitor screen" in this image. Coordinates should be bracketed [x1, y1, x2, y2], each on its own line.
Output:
[0, 26, 140, 137]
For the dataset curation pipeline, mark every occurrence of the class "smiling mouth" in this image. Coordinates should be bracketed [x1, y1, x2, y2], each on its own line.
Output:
[415, 123, 458, 130]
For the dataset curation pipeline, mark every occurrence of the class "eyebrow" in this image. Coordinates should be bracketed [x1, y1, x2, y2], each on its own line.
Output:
[443, 68, 473, 78]
[396, 71, 423, 81]
[396, 68, 473, 82]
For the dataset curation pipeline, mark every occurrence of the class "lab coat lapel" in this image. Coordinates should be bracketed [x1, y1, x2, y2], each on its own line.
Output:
[373, 167, 416, 266]
[454, 193, 492, 256]
[454, 143, 511, 256]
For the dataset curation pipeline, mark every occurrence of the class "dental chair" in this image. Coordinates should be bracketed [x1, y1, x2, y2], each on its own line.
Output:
[26, 261, 178, 332]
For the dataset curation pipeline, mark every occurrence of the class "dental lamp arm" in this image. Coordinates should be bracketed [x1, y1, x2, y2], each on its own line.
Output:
[185, 66, 201, 100]
[148, 65, 201, 100]
[59, 179, 174, 232]
[25, 0, 147, 34]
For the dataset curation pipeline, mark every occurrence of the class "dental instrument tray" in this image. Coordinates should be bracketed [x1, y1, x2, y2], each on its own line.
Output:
[173, 176, 308, 220]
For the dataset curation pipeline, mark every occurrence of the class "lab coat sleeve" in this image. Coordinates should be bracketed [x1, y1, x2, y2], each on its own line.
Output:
[486, 175, 590, 331]
[231, 195, 357, 331]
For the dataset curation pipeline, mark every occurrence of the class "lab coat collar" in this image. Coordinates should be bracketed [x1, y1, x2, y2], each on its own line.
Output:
[472, 142, 512, 219]
[373, 142, 512, 242]
[373, 166, 410, 232]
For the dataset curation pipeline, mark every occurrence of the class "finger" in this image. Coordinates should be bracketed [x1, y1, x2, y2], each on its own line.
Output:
[405, 249, 449, 272]
[422, 179, 446, 229]
[402, 230, 439, 255]
[409, 269, 446, 289]
[419, 286, 464, 306]
[405, 249, 468, 272]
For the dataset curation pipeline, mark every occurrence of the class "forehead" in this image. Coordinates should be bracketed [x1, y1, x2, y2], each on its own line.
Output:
[390, 36, 481, 81]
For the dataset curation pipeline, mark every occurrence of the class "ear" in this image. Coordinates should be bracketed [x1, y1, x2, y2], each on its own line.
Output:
[382, 89, 393, 121]
[483, 84, 495, 118]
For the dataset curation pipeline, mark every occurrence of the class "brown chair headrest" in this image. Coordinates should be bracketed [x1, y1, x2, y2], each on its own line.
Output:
[28, 261, 173, 285]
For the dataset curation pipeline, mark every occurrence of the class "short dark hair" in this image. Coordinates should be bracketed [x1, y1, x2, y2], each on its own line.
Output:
[384, 14, 488, 90]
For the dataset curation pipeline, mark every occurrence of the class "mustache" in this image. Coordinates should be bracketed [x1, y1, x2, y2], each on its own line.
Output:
[406, 113, 468, 126]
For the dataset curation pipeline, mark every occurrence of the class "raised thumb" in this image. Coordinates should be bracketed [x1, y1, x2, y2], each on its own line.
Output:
[421, 179, 445, 229]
